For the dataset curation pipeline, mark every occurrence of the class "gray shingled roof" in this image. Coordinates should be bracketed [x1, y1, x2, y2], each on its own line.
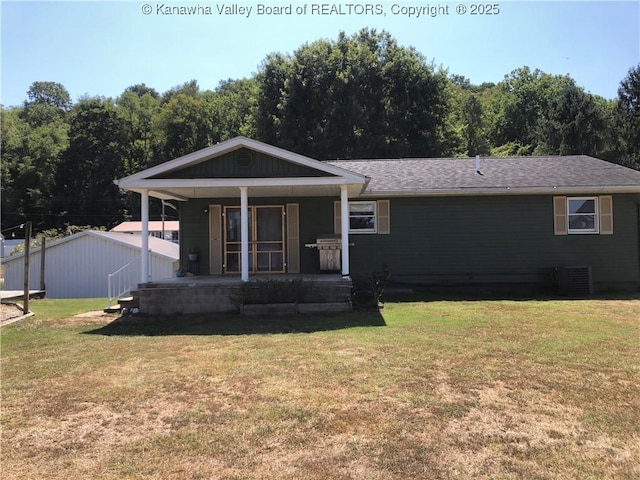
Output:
[327, 155, 640, 195]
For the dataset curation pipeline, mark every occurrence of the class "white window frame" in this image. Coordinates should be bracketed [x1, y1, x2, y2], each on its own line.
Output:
[348, 201, 377, 234]
[567, 197, 599, 234]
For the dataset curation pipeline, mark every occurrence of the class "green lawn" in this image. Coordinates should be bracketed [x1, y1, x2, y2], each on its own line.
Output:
[1, 297, 638, 479]
[20, 297, 108, 318]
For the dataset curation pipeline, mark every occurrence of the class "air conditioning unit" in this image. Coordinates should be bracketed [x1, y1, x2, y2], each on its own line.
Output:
[557, 266, 593, 296]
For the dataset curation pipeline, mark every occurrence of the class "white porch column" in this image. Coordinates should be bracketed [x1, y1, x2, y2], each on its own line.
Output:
[141, 189, 150, 283]
[240, 186, 249, 282]
[340, 185, 350, 279]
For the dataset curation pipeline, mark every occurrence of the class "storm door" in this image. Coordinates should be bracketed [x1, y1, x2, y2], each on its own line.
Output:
[224, 206, 285, 273]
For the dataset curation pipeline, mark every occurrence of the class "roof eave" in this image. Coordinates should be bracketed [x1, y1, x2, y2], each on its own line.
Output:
[117, 176, 368, 197]
[359, 185, 640, 197]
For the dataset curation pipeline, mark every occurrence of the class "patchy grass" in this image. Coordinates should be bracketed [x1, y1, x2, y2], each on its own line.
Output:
[1, 297, 638, 479]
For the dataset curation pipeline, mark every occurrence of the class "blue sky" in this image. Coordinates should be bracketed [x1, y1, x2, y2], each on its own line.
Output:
[1, 1, 638, 107]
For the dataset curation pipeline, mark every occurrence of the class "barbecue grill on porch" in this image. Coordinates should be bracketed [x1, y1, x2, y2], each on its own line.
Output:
[305, 234, 354, 272]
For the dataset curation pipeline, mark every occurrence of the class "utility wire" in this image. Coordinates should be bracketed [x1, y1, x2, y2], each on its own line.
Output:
[1, 224, 25, 234]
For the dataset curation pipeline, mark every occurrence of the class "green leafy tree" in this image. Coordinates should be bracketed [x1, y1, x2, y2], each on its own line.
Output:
[486, 67, 618, 159]
[379, 36, 452, 157]
[449, 76, 491, 156]
[124, 83, 160, 99]
[116, 86, 162, 173]
[25, 81, 72, 110]
[256, 29, 453, 159]
[210, 78, 259, 140]
[161, 79, 200, 103]
[255, 53, 290, 147]
[159, 90, 215, 160]
[489, 67, 559, 154]
[21, 81, 71, 127]
[54, 97, 127, 228]
[615, 64, 640, 169]
[1, 107, 31, 230]
[1, 82, 70, 231]
[534, 77, 613, 156]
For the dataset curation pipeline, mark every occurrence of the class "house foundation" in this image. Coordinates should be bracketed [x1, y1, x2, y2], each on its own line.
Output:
[136, 275, 352, 315]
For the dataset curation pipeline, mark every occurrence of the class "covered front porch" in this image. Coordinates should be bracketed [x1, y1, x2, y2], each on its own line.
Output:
[135, 274, 353, 315]
[115, 137, 368, 314]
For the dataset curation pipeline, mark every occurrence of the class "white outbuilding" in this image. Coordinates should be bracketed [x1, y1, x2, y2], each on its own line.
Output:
[1, 231, 179, 298]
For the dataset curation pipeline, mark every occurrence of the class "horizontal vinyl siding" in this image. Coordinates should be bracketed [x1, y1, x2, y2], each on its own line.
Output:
[298, 199, 335, 272]
[181, 194, 640, 290]
[349, 194, 640, 290]
[181, 197, 334, 275]
[181, 200, 213, 273]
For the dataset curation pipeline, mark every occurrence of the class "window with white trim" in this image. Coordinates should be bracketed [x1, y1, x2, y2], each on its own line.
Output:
[554, 195, 613, 236]
[349, 201, 377, 233]
[334, 199, 390, 235]
[567, 197, 598, 234]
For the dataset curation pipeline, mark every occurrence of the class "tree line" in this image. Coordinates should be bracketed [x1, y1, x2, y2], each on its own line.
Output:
[2, 29, 638, 235]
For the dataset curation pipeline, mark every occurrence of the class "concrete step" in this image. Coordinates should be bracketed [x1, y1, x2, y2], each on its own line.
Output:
[103, 290, 140, 313]
[103, 304, 123, 313]
[119, 294, 139, 309]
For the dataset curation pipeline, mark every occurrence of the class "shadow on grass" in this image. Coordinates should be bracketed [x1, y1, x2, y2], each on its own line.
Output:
[380, 282, 640, 303]
[84, 309, 386, 336]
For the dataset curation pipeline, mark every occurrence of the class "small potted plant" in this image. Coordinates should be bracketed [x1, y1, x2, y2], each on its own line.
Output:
[188, 247, 199, 262]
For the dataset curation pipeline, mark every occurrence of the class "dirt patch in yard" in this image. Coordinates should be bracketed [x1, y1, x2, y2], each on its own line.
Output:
[1, 303, 27, 325]
[6, 399, 180, 479]
[440, 382, 637, 479]
[45, 311, 120, 328]
[74, 310, 113, 318]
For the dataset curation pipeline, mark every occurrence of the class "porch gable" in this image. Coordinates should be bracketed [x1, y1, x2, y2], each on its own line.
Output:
[115, 136, 368, 201]
[150, 148, 336, 180]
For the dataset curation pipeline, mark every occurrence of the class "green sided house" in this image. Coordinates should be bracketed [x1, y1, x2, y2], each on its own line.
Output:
[115, 136, 640, 312]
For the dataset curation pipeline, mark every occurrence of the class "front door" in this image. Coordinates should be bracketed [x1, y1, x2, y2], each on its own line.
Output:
[224, 206, 285, 274]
